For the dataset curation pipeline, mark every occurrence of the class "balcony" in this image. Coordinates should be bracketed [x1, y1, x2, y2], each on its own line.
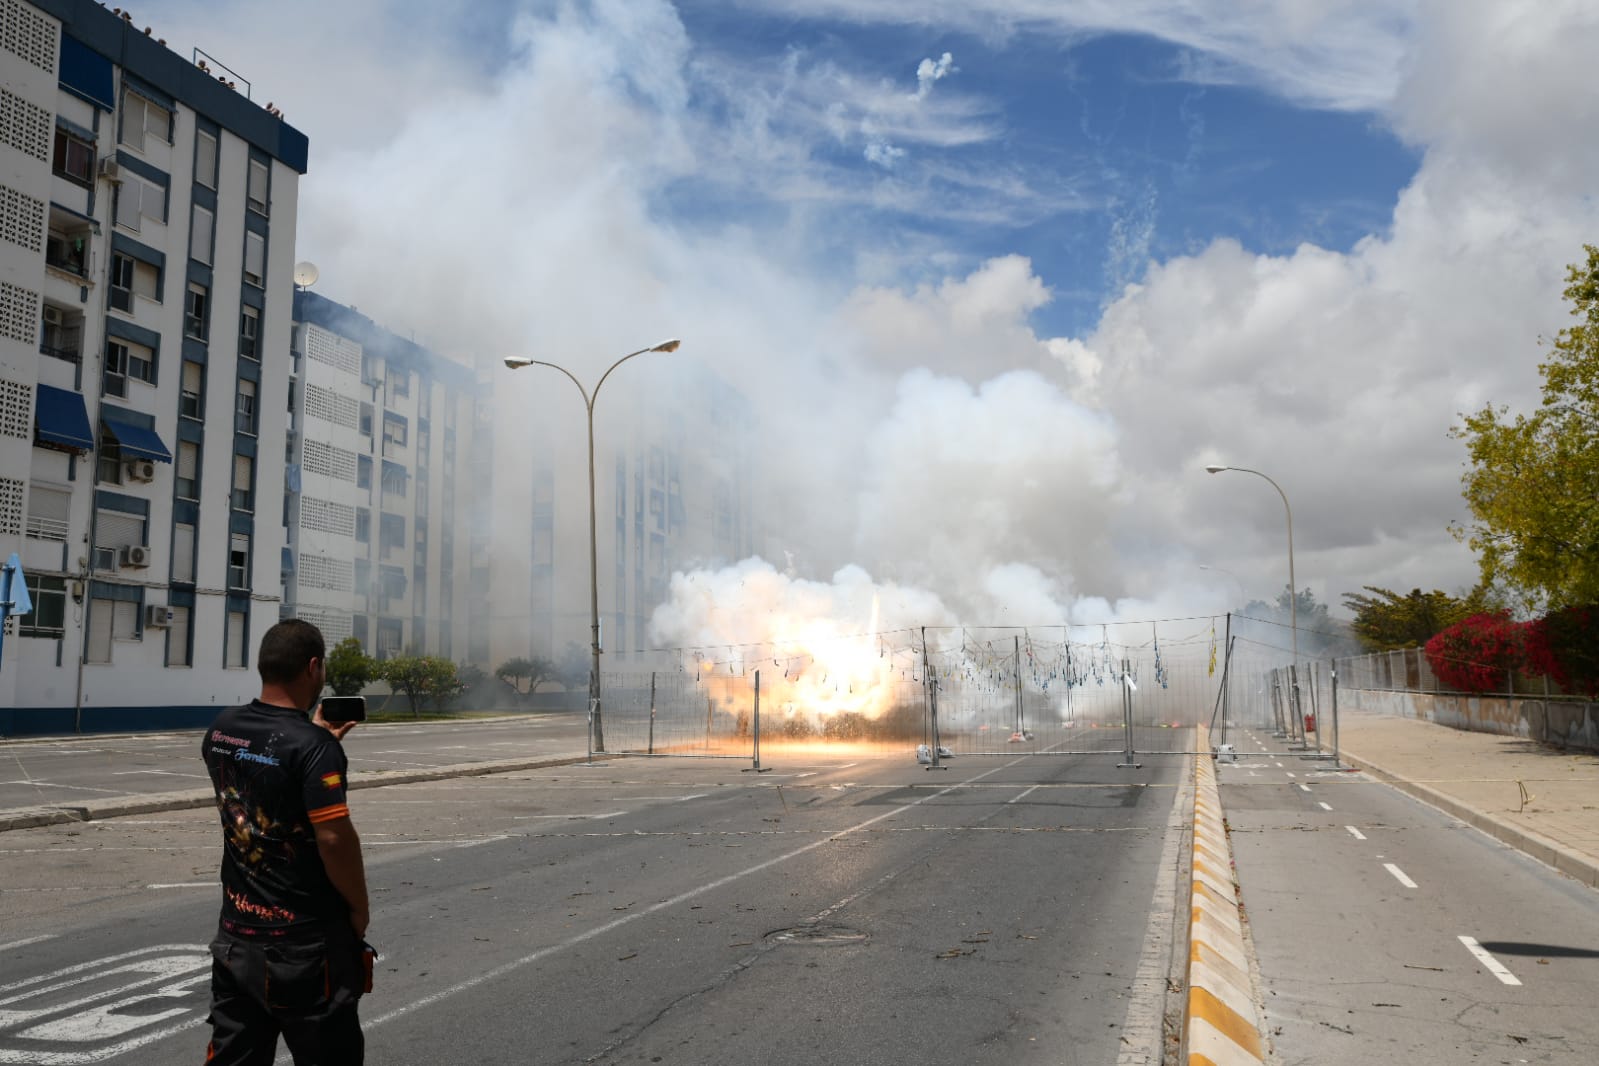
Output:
[40, 316, 82, 364]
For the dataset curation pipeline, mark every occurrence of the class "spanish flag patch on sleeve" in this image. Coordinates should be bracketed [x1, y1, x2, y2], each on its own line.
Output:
[320, 771, 343, 790]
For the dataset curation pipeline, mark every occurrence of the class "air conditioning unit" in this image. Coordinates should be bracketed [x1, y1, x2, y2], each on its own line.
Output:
[125, 459, 156, 482]
[98, 157, 121, 182]
[144, 604, 173, 627]
[43, 305, 65, 327]
[119, 544, 152, 568]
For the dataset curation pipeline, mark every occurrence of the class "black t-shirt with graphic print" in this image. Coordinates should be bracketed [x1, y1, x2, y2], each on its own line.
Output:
[202, 700, 352, 935]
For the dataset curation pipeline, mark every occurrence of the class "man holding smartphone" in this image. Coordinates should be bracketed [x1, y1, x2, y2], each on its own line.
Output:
[200, 619, 371, 1064]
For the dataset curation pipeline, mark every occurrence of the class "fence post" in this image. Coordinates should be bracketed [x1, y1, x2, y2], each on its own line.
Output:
[926, 678, 948, 771]
[1330, 659, 1341, 768]
[648, 672, 656, 755]
[1118, 658, 1141, 768]
[744, 669, 771, 773]
[1288, 664, 1307, 750]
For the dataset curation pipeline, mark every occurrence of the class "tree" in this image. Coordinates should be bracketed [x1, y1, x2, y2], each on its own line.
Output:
[1341, 586, 1494, 652]
[495, 656, 555, 705]
[324, 637, 376, 697]
[1424, 613, 1523, 693]
[379, 655, 460, 718]
[1240, 586, 1355, 657]
[1452, 245, 1599, 610]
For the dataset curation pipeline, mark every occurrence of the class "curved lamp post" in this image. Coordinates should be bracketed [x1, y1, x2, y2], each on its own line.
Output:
[1205, 464, 1297, 664]
[506, 338, 682, 752]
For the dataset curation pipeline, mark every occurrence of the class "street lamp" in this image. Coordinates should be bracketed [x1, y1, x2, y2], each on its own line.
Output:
[1205, 464, 1297, 664]
[505, 338, 682, 752]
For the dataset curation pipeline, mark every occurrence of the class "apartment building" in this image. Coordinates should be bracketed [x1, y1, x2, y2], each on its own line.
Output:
[0, 0, 306, 732]
[283, 291, 478, 664]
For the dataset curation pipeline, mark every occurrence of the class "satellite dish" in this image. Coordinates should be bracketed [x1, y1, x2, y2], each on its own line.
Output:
[293, 261, 320, 288]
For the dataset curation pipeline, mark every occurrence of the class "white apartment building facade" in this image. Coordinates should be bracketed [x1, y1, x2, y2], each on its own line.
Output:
[283, 292, 479, 665]
[0, 0, 306, 733]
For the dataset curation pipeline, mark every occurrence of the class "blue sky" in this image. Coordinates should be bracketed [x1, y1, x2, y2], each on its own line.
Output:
[142, 1, 1599, 628]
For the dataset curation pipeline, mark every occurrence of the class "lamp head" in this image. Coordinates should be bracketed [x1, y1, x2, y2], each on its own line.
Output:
[1205, 464, 1228, 474]
[504, 356, 534, 369]
[652, 339, 682, 353]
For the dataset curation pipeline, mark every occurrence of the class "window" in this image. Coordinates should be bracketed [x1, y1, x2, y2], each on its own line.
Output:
[94, 509, 146, 571]
[355, 507, 370, 543]
[380, 461, 406, 499]
[52, 127, 94, 184]
[232, 453, 254, 512]
[45, 227, 88, 276]
[25, 484, 70, 542]
[228, 533, 250, 588]
[190, 205, 212, 264]
[236, 379, 257, 435]
[195, 130, 218, 189]
[114, 174, 166, 232]
[175, 441, 199, 500]
[380, 513, 405, 559]
[109, 253, 159, 311]
[382, 414, 406, 456]
[391, 372, 409, 400]
[239, 306, 259, 361]
[180, 361, 203, 419]
[18, 575, 66, 638]
[121, 90, 171, 151]
[359, 403, 373, 437]
[357, 455, 372, 490]
[185, 283, 208, 340]
[247, 159, 269, 215]
[226, 610, 247, 668]
[172, 521, 195, 582]
[354, 559, 370, 594]
[40, 306, 82, 362]
[97, 435, 123, 484]
[166, 605, 191, 666]
[243, 232, 265, 287]
[105, 340, 155, 396]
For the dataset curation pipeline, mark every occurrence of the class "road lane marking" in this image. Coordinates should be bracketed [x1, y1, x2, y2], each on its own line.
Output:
[148, 883, 214, 889]
[1318, 802, 1332, 811]
[110, 770, 208, 779]
[1285, 771, 1295, 778]
[1297, 784, 1311, 792]
[0, 780, 125, 794]
[0, 936, 55, 954]
[1458, 936, 1522, 986]
[517, 811, 629, 820]
[1006, 785, 1042, 805]
[361, 756, 1030, 1034]
[1345, 826, 1366, 840]
[1383, 863, 1417, 888]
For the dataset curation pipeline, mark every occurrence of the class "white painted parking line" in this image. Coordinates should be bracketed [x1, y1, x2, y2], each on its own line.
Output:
[1318, 802, 1333, 811]
[1458, 936, 1522, 986]
[0, 936, 55, 954]
[1346, 826, 1366, 840]
[1383, 863, 1417, 888]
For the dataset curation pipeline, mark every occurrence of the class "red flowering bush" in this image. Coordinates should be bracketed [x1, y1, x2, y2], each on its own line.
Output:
[1424, 613, 1523, 693]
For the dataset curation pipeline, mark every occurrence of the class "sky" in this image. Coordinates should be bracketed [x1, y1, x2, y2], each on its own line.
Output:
[139, 0, 1599, 648]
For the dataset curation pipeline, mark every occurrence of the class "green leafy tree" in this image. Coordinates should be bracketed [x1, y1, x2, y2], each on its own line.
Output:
[495, 656, 555, 705]
[1340, 586, 1495, 652]
[1241, 586, 1355, 657]
[324, 637, 376, 697]
[380, 655, 460, 718]
[1452, 245, 1599, 610]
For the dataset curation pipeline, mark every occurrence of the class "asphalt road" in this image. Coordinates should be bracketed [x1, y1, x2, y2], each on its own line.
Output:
[0, 738, 1191, 1065]
[1222, 726, 1599, 1065]
[0, 715, 593, 811]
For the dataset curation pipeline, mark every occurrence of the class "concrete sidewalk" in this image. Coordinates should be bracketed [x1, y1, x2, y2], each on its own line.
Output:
[1333, 711, 1599, 890]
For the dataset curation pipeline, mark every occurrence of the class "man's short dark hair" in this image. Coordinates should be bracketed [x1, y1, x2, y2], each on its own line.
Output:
[257, 619, 326, 685]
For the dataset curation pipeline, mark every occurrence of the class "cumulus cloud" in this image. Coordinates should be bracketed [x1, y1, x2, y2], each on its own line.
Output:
[912, 51, 955, 99]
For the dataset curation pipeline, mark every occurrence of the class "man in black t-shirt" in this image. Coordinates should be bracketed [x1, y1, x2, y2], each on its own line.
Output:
[201, 619, 370, 1065]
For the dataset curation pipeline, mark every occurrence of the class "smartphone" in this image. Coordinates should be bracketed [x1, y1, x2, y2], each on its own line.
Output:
[319, 695, 367, 723]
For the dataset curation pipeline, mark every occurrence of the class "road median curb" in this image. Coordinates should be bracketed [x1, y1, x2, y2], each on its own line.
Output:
[1183, 725, 1268, 1066]
[0, 753, 599, 833]
[1342, 749, 1599, 890]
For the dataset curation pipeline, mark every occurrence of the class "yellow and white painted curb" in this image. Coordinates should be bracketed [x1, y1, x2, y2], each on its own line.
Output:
[1184, 725, 1267, 1065]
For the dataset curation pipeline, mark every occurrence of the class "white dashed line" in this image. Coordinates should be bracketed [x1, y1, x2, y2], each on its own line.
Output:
[1298, 784, 1311, 793]
[0, 934, 57, 953]
[1285, 771, 1296, 778]
[1346, 826, 1366, 840]
[148, 882, 215, 889]
[1318, 802, 1332, 811]
[1459, 936, 1522, 986]
[1383, 863, 1417, 888]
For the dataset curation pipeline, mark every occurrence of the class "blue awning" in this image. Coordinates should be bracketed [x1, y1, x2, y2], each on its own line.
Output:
[100, 411, 172, 463]
[35, 384, 94, 452]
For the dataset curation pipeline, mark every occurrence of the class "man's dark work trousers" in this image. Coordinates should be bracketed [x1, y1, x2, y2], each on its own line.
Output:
[204, 927, 364, 1065]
